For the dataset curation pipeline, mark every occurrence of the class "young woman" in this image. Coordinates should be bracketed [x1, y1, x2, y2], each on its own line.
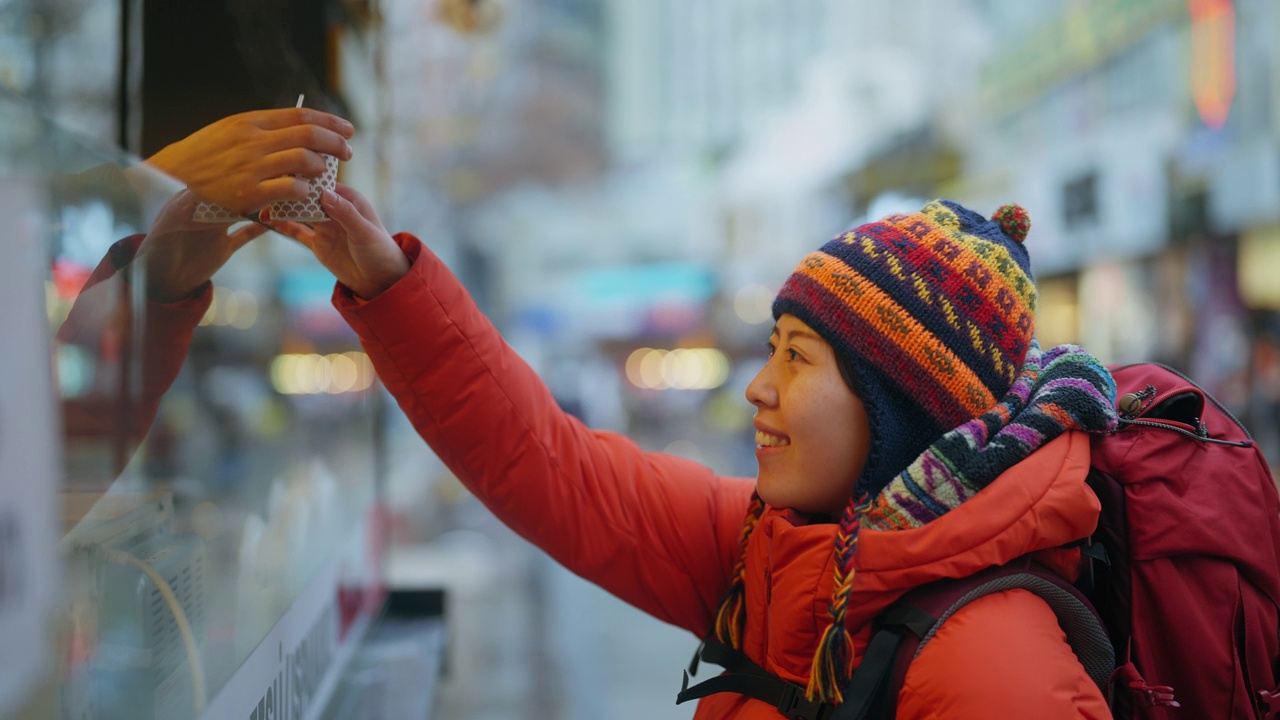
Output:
[271, 187, 1119, 719]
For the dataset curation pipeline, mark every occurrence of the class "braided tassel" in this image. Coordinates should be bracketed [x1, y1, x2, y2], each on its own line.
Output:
[807, 495, 870, 704]
[713, 492, 766, 648]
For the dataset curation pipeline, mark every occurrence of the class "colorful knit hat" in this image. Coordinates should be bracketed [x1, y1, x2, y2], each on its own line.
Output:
[771, 199, 1037, 498]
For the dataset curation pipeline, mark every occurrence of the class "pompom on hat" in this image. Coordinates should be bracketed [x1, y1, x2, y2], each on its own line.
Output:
[772, 199, 1038, 497]
[991, 202, 1031, 243]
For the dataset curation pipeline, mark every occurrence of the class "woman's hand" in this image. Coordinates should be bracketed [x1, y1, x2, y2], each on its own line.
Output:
[266, 184, 410, 301]
[145, 108, 355, 213]
[137, 190, 268, 303]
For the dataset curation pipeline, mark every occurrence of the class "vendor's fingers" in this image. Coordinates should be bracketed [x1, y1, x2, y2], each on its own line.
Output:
[254, 175, 312, 205]
[261, 148, 329, 179]
[254, 107, 355, 138]
[266, 124, 352, 161]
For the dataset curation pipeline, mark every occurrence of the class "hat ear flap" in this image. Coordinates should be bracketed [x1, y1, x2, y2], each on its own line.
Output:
[847, 361, 944, 500]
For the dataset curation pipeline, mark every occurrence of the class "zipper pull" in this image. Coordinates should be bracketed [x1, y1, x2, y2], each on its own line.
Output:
[1118, 385, 1157, 418]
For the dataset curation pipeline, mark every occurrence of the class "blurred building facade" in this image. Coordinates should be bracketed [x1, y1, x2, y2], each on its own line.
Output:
[604, 0, 835, 163]
[946, 0, 1280, 464]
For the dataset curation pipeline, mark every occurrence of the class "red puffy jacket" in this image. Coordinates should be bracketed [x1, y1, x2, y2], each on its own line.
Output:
[334, 235, 1112, 719]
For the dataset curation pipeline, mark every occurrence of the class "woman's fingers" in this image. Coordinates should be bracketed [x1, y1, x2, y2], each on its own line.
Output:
[333, 184, 383, 227]
[320, 189, 380, 240]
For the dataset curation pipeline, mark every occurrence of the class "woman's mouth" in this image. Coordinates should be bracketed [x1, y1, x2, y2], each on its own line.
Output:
[755, 430, 790, 448]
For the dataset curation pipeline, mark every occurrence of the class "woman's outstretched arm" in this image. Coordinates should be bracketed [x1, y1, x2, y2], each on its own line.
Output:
[274, 186, 755, 635]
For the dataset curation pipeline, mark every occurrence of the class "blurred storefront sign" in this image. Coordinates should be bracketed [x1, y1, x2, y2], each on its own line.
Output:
[1240, 223, 1280, 310]
[276, 267, 361, 345]
[980, 0, 1184, 115]
[575, 263, 714, 309]
[533, 262, 718, 340]
[1188, 0, 1236, 130]
[278, 267, 343, 311]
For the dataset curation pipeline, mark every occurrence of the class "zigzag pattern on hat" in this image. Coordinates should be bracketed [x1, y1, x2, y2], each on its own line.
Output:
[774, 200, 1037, 437]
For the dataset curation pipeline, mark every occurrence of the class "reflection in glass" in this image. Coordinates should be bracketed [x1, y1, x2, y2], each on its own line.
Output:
[2, 98, 380, 720]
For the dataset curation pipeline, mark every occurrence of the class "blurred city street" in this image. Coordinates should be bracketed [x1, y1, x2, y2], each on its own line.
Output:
[383, 414, 735, 720]
[407, 535, 700, 720]
[7, 0, 1280, 718]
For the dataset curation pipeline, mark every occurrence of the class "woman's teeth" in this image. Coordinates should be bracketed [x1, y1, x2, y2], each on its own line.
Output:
[756, 431, 790, 447]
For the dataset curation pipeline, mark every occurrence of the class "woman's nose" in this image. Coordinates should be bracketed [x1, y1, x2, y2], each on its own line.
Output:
[745, 363, 776, 408]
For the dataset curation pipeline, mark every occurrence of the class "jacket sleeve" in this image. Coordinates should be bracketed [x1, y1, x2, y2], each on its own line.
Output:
[334, 234, 755, 636]
[896, 589, 1112, 719]
[57, 235, 212, 480]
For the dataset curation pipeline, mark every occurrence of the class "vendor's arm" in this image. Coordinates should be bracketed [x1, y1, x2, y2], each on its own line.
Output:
[142, 107, 355, 213]
[274, 187, 754, 636]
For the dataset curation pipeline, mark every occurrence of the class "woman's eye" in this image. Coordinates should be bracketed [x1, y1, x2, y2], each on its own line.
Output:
[765, 342, 800, 362]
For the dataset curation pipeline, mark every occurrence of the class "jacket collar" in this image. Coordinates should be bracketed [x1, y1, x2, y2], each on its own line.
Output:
[739, 431, 1097, 681]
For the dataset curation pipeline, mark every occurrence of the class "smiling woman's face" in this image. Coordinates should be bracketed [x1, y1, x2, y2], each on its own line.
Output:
[745, 314, 871, 517]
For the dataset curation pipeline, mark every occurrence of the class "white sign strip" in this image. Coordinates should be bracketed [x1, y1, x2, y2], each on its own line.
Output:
[200, 526, 375, 720]
[0, 181, 61, 716]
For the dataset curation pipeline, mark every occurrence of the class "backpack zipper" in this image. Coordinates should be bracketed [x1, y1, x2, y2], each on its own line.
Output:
[1120, 383, 1205, 434]
[1111, 361, 1255, 444]
[1116, 416, 1253, 447]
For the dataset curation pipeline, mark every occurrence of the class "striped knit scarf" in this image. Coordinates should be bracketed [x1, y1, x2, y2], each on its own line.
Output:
[862, 340, 1118, 532]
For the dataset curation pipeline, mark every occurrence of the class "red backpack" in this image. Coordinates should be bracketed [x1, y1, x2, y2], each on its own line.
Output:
[1086, 362, 1280, 718]
[839, 362, 1280, 720]
[680, 363, 1280, 720]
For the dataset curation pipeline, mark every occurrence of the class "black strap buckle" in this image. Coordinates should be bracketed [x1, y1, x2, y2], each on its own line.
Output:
[776, 682, 827, 720]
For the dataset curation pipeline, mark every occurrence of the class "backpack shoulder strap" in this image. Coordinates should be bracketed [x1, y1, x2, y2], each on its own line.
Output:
[834, 559, 1116, 720]
[678, 560, 1114, 720]
[676, 636, 835, 720]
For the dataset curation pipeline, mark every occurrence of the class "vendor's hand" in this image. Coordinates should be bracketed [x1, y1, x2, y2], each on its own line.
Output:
[145, 108, 355, 214]
[137, 190, 268, 303]
[265, 184, 409, 301]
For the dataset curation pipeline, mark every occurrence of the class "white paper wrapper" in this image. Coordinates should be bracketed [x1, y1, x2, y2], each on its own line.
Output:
[269, 153, 339, 223]
[192, 198, 242, 224]
[193, 153, 339, 224]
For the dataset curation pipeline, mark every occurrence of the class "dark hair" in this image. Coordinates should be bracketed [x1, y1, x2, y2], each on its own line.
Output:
[834, 352, 861, 400]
